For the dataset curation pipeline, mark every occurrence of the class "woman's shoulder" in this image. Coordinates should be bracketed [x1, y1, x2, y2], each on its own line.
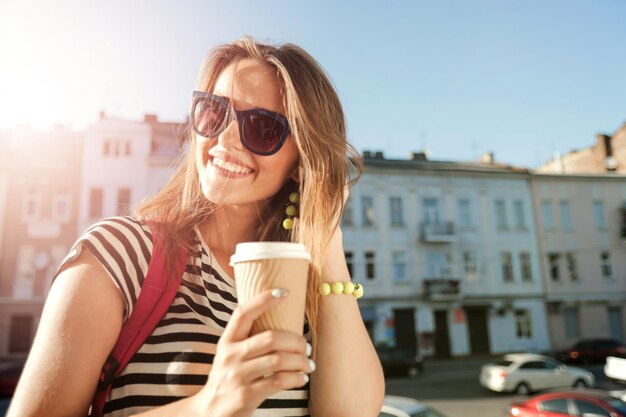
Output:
[56, 216, 155, 320]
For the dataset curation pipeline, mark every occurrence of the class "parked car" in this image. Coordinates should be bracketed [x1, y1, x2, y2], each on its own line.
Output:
[508, 389, 626, 417]
[375, 346, 424, 378]
[379, 395, 449, 417]
[605, 351, 626, 384]
[0, 358, 25, 397]
[555, 338, 626, 364]
[479, 353, 594, 395]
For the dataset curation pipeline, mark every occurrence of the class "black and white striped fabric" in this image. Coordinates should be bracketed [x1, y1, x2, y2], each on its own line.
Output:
[57, 216, 310, 417]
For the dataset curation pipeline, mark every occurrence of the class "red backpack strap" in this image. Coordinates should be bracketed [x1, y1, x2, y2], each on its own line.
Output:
[90, 222, 186, 417]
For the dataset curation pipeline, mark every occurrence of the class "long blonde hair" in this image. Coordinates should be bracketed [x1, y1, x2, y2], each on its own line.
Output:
[137, 37, 363, 346]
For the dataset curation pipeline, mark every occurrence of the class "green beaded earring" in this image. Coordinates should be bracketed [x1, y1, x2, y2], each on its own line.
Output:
[283, 192, 300, 230]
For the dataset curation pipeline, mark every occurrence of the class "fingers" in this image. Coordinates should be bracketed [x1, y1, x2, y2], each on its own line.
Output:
[240, 351, 315, 384]
[221, 288, 288, 343]
[241, 330, 308, 360]
[251, 371, 310, 397]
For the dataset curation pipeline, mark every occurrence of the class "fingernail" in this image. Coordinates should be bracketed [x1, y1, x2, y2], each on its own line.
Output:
[308, 359, 316, 373]
[303, 373, 309, 384]
[271, 288, 289, 298]
[306, 342, 312, 357]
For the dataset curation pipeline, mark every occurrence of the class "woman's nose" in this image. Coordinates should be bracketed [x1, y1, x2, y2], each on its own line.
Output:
[217, 118, 244, 150]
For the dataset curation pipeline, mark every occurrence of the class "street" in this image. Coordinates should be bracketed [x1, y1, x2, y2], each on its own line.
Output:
[1, 359, 624, 417]
[385, 357, 626, 417]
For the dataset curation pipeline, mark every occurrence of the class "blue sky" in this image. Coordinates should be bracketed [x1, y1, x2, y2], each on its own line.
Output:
[1, 0, 625, 167]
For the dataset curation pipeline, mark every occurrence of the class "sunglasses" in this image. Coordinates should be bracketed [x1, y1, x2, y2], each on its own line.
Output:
[191, 91, 291, 156]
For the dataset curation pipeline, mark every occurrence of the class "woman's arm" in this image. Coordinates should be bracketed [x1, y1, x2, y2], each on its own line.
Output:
[309, 228, 385, 417]
[8, 249, 125, 417]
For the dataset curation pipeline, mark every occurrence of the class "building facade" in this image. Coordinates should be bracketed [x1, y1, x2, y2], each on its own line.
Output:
[0, 114, 183, 357]
[79, 113, 183, 234]
[0, 126, 83, 357]
[345, 153, 551, 358]
[532, 173, 626, 350]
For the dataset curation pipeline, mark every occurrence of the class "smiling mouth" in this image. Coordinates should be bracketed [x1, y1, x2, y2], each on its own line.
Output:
[208, 155, 255, 177]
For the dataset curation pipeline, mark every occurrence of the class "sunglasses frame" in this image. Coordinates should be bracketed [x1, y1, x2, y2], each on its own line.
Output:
[191, 91, 291, 156]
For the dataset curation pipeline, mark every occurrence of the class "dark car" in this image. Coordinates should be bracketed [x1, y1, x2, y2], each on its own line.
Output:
[375, 346, 424, 378]
[555, 338, 626, 364]
[508, 389, 626, 417]
[0, 359, 25, 397]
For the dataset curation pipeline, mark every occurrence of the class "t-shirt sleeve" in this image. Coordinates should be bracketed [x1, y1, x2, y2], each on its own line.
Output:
[54, 216, 153, 322]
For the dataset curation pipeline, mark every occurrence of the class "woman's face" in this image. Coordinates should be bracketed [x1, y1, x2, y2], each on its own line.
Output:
[195, 58, 299, 207]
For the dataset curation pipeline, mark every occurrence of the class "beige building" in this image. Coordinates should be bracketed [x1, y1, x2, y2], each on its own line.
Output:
[0, 126, 83, 357]
[532, 173, 626, 350]
[0, 115, 183, 358]
[539, 122, 626, 174]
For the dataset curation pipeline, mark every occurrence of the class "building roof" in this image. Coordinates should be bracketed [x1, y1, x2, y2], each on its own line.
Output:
[360, 151, 531, 175]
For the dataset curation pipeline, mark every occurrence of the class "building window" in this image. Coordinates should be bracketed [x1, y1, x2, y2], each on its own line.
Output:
[22, 190, 41, 222]
[125, 141, 131, 156]
[345, 251, 353, 277]
[513, 200, 526, 229]
[89, 187, 103, 218]
[9, 315, 34, 353]
[519, 252, 532, 282]
[422, 198, 440, 225]
[501, 252, 513, 282]
[593, 201, 606, 230]
[365, 251, 375, 280]
[52, 193, 71, 222]
[458, 199, 472, 228]
[564, 307, 580, 339]
[600, 251, 613, 281]
[559, 201, 572, 230]
[495, 200, 508, 229]
[361, 196, 375, 227]
[463, 250, 478, 282]
[392, 251, 406, 282]
[608, 306, 624, 342]
[103, 140, 110, 156]
[566, 252, 578, 282]
[117, 188, 131, 216]
[389, 197, 403, 226]
[542, 201, 554, 230]
[341, 198, 353, 227]
[548, 253, 561, 282]
[515, 309, 532, 338]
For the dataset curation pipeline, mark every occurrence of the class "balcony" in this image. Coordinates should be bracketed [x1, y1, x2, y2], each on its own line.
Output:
[419, 221, 456, 243]
[423, 278, 461, 300]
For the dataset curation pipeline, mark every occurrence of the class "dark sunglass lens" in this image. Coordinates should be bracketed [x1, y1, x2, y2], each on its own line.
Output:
[243, 114, 284, 153]
[193, 98, 226, 136]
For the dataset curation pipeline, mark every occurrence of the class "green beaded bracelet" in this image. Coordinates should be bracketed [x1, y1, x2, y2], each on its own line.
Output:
[318, 281, 364, 299]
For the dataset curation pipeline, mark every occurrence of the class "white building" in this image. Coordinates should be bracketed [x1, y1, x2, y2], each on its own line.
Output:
[79, 113, 183, 233]
[344, 152, 551, 358]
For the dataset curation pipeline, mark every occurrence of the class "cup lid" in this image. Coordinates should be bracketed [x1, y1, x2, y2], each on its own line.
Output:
[230, 242, 312, 265]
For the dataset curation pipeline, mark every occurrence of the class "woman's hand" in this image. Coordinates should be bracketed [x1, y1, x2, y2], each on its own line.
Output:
[193, 289, 313, 417]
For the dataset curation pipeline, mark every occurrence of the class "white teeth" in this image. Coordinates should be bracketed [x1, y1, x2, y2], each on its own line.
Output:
[211, 157, 251, 174]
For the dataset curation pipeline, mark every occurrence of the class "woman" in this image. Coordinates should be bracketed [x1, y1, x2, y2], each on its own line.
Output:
[8, 38, 384, 417]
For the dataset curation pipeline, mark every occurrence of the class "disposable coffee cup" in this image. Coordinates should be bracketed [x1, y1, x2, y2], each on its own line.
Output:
[230, 242, 311, 335]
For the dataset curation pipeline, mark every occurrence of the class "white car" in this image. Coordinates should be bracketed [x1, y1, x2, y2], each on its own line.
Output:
[479, 353, 594, 395]
[379, 395, 449, 417]
[605, 354, 626, 383]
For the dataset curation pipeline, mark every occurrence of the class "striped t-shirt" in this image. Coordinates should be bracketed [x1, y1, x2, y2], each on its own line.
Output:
[57, 216, 310, 417]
